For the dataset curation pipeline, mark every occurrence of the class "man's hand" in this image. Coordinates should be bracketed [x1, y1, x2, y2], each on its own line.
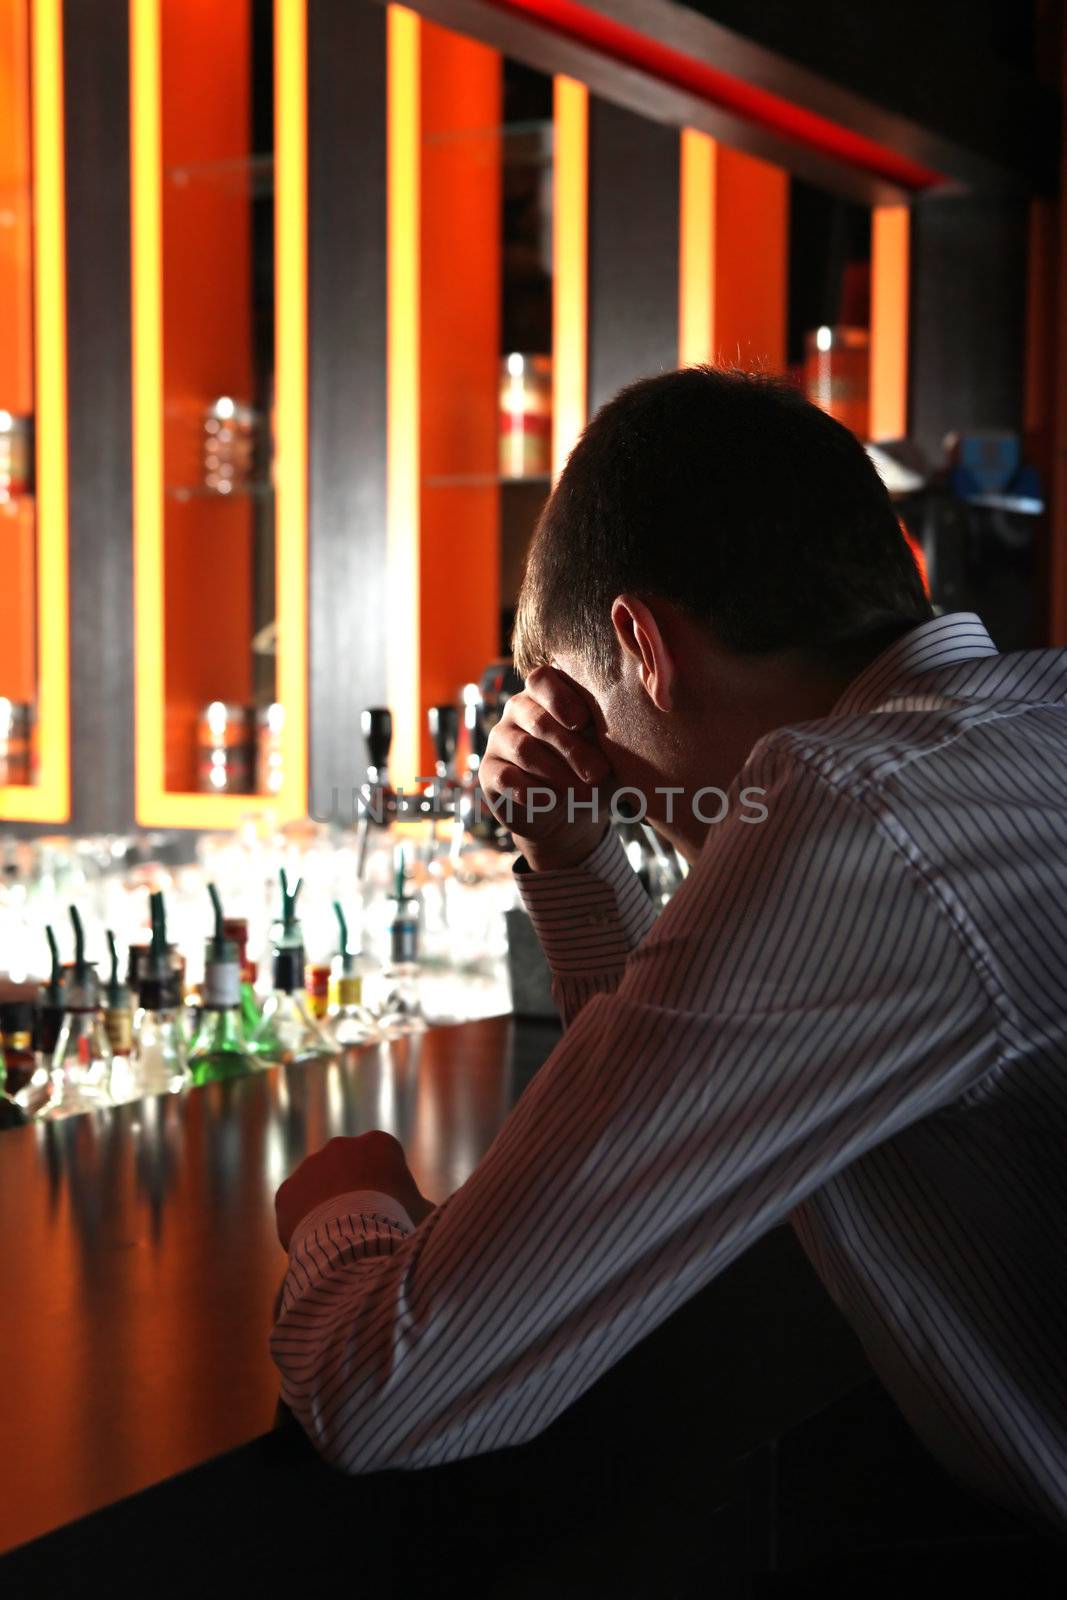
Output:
[480, 665, 611, 871]
[275, 1131, 435, 1251]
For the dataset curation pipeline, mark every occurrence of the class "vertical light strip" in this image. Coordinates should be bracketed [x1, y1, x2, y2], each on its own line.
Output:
[275, 0, 308, 818]
[870, 204, 910, 441]
[678, 127, 715, 367]
[552, 74, 587, 476]
[130, 0, 165, 822]
[386, 4, 421, 788]
[3, 0, 71, 820]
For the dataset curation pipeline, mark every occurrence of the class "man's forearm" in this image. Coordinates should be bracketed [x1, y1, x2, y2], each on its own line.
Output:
[516, 827, 657, 1025]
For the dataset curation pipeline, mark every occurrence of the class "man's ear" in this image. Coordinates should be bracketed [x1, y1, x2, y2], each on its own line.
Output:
[610, 595, 675, 712]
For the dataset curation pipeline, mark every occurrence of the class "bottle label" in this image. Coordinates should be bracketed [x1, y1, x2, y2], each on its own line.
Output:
[105, 1009, 133, 1054]
[337, 975, 362, 1009]
[203, 960, 240, 1010]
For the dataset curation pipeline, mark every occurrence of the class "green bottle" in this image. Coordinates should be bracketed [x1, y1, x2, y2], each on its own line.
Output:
[188, 884, 259, 1086]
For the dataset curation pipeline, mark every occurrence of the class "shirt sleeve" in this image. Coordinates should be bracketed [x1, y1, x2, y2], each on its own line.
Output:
[268, 743, 1000, 1475]
[514, 825, 657, 1023]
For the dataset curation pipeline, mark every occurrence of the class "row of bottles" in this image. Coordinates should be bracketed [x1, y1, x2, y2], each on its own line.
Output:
[0, 862, 426, 1128]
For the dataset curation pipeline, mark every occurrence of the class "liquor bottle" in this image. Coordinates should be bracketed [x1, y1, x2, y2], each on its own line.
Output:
[329, 899, 376, 1047]
[187, 885, 259, 1086]
[19, 925, 65, 1115]
[0, 1088, 28, 1129]
[253, 870, 338, 1063]
[40, 907, 113, 1120]
[0, 999, 36, 1099]
[305, 962, 331, 1023]
[102, 930, 135, 1100]
[125, 895, 190, 1099]
[222, 915, 262, 1038]
[127, 893, 184, 1006]
[377, 849, 426, 1037]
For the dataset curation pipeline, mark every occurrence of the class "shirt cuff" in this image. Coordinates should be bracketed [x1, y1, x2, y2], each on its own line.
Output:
[288, 1189, 416, 1257]
[515, 825, 655, 977]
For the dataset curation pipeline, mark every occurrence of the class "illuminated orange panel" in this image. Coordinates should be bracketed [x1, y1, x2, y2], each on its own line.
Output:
[160, 0, 254, 793]
[0, 0, 38, 737]
[132, 0, 307, 826]
[386, 4, 421, 789]
[870, 205, 909, 441]
[552, 75, 587, 473]
[0, 0, 69, 821]
[678, 134, 787, 374]
[418, 20, 501, 780]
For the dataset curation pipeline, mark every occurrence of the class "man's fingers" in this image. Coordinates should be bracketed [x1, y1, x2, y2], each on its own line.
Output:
[485, 727, 586, 793]
[524, 665, 590, 731]
[508, 698, 609, 786]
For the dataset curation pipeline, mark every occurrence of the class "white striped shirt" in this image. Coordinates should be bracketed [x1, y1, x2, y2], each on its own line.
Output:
[270, 613, 1067, 1532]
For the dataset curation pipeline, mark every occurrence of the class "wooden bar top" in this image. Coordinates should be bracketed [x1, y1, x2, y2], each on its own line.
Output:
[0, 1017, 562, 1556]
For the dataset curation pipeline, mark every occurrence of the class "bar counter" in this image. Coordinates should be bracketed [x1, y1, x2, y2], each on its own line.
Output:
[0, 1017, 562, 1558]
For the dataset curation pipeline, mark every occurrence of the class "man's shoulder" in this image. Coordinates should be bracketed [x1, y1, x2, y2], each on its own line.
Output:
[751, 688, 1060, 804]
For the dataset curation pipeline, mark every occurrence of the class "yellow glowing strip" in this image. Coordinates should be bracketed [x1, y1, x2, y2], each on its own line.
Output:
[130, 0, 166, 823]
[274, 0, 308, 820]
[386, 5, 421, 789]
[552, 75, 587, 477]
[131, 0, 309, 828]
[678, 128, 715, 366]
[870, 205, 910, 441]
[2, 0, 71, 821]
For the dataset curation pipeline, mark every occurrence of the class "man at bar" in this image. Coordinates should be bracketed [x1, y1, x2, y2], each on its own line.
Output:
[271, 370, 1066, 1556]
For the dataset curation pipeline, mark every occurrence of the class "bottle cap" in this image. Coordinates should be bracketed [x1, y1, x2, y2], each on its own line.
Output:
[222, 916, 249, 954]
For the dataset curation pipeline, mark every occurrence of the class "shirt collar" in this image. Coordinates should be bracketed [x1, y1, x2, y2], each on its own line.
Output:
[832, 613, 998, 718]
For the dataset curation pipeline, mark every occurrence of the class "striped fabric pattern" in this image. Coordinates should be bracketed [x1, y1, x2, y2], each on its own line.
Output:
[270, 613, 1067, 1532]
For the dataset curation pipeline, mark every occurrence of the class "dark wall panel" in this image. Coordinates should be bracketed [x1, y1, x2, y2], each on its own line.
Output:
[307, 0, 389, 816]
[908, 193, 1028, 463]
[587, 98, 680, 419]
[64, 0, 135, 835]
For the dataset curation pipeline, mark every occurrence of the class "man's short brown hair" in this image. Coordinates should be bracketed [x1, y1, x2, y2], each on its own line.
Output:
[512, 366, 931, 684]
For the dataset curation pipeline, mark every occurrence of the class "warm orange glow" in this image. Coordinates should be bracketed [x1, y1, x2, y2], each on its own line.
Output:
[678, 128, 714, 366]
[418, 24, 501, 779]
[386, 4, 421, 788]
[552, 75, 587, 475]
[132, 0, 308, 827]
[870, 205, 909, 441]
[678, 134, 787, 373]
[902, 525, 929, 597]
[273, 0, 309, 820]
[130, 0, 166, 822]
[0, 0, 70, 821]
